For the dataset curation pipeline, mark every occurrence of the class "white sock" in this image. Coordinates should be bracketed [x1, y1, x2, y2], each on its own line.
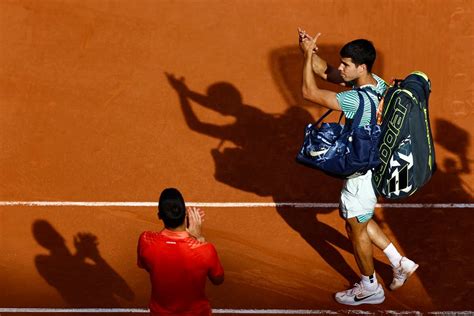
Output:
[383, 243, 403, 267]
[361, 273, 378, 290]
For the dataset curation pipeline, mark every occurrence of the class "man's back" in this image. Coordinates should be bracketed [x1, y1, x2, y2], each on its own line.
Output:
[138, 230, 224, 316]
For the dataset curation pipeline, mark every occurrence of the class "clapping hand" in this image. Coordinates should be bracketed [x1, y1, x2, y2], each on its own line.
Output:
[74, 232, 100, 262]
[186, 207, 206, 242]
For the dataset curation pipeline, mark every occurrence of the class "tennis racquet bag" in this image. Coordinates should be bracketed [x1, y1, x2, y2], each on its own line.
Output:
[372, 71, 436, 199]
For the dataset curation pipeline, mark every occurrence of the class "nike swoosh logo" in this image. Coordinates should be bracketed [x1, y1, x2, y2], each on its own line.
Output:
[309, 148, 328, 157]
[354, 293, 377, 302]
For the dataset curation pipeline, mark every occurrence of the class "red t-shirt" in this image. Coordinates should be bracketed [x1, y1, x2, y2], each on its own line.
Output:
[137, 229, 224, 316]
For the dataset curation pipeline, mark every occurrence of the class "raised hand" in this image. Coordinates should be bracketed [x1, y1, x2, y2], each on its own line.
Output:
[186, 206, 205, 242]
[298, 27, 311, 42]
[298, 28, 321, 54]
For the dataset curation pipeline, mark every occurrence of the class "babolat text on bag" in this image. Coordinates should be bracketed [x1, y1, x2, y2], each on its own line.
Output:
[372, 71, 436, 199]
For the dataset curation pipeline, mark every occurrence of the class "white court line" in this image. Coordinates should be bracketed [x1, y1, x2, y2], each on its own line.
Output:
[0, 201, 473, 208]
[0, 308, 473, 314]
[0, 308, 472, 314]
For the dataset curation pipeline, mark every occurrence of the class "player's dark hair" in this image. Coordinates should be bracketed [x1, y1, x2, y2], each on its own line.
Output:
[158, 188, 186, 228]
[340, 39, 376, 72]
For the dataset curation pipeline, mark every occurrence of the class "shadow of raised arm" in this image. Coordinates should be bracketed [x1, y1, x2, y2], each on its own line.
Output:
[165, 72, 232, 140]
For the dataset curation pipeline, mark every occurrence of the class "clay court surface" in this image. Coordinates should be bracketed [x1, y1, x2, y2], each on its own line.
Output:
[1, 0, 473, 314]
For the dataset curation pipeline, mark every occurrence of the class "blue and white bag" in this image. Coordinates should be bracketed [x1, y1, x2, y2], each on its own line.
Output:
[296, 89, 381, 178]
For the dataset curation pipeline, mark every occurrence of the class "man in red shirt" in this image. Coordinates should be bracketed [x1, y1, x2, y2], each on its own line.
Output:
[137, 188, 224, 315]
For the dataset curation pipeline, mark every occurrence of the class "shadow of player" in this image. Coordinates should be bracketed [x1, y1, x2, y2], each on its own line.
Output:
[33, 219, 134, 307]
[415, 118, 473, 202]
[381, 119, 473, 308]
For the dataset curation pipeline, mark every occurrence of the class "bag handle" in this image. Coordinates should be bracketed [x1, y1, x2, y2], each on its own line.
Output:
[314, 109, 344, 127]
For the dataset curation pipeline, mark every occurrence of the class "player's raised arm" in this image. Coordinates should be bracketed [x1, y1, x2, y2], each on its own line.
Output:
[300, 34, 341, 111]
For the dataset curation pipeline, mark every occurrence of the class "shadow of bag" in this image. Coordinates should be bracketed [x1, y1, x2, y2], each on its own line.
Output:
[296, 89, 381, 178]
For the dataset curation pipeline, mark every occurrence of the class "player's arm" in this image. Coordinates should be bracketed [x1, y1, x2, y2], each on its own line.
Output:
[310, 54, 345, 86]
[207, 246, 225, 285]
[324, 62, 346, 85]
[301, 36, 341, 111]
[298, 29, 345, 85]
[137, 233, 148, 271]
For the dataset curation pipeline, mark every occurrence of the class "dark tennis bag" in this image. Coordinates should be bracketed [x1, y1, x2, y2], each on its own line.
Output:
[296, 88, 381, 178]
[372, 71, 436, 199]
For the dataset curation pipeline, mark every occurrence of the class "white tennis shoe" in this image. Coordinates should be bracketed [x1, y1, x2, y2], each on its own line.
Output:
[335, 282, 385, 305]
[390, 257, 419, 290]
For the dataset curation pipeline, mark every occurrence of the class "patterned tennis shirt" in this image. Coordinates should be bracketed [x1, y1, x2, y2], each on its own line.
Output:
[336, 73, 388, 126]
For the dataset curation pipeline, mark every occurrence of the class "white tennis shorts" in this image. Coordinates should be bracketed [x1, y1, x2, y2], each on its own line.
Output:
[339, 170, 377, 223]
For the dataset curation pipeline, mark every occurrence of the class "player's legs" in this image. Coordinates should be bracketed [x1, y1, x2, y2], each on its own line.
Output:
[346, 218, 373, 276]
[367, 219, 390, 250]
[366, 217, 419, 290]
[337, 171, 384, 305]
[335, 216, 385, 305]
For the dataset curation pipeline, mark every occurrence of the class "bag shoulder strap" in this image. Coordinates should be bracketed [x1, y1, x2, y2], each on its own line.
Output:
[354, 88, 377, 127]
[376, 79, 404, 124]
[359, 86, 383, 101]
[358, 86, 388, 125]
